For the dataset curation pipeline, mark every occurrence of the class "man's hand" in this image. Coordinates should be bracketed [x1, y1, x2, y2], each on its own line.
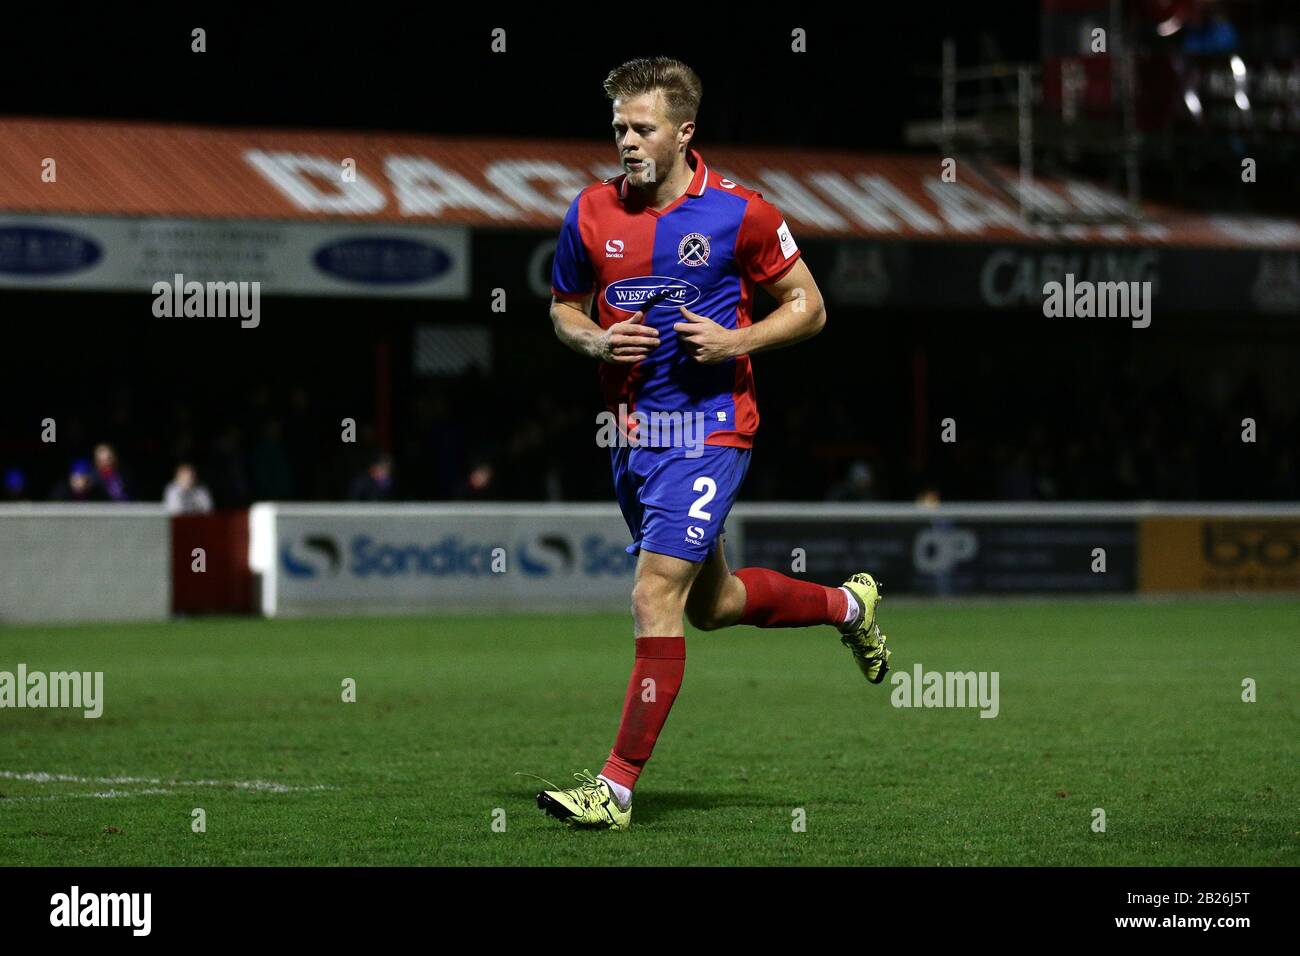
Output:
[599, 310, 661, 364]
[674, 306, 738, 364]
[676, 308, 738, 364]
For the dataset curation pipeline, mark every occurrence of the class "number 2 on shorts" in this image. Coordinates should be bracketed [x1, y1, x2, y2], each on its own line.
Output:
[689, 476, 717, 521]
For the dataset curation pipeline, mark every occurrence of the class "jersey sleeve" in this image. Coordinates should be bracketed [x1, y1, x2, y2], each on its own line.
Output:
[735, 195, 801, 285]
[551, 193, 595, 300]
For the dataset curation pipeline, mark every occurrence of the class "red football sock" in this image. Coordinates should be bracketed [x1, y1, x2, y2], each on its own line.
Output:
[734, 567, 849, 628]
[599, 636, 686, 791]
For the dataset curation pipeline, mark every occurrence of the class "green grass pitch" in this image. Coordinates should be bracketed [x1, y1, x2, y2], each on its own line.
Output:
[1, 600, 1296, 866]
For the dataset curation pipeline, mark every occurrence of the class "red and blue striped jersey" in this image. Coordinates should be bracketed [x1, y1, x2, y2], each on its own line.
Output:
[551, 149, 801, 449]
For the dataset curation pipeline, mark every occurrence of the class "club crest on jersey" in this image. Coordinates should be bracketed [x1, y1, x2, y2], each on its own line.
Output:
[677, 233, 710, 267]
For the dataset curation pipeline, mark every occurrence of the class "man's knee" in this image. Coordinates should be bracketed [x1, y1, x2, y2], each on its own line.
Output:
[685, 601, 726, 632]
[631, 574, 685, 626]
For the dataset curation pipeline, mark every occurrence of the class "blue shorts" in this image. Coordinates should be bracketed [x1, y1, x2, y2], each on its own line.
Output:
[610, 443, 751, 564]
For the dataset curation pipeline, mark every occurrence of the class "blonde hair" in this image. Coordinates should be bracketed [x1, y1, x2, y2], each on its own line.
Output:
[603, 57, 703, 126]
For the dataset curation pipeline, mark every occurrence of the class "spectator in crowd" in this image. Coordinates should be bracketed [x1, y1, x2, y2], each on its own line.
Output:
[1182, 1, 1239, 54]
[462, 460, 495, 499]
[163, 462, 215, 514]
[210, 425, 251, 507]
[94, 443, 131, 501]
[52, 458, 108, 501]
[996, 449, 1037, 500]
[4, 467, 28, 502]
[348, 454, 396, 501]
[915, 485, 942, 508]
[827, 460, 878, 502]
[249, 419, 295, 500]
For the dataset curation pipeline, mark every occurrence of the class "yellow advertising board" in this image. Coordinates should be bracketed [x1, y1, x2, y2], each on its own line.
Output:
[1140, 518, 1300, 592]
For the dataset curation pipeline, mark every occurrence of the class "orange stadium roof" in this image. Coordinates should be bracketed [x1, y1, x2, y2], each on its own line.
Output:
[1, 117, 1297, 248]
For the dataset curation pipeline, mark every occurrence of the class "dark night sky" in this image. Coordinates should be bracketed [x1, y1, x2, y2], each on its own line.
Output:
[2, 7, 1040, 150]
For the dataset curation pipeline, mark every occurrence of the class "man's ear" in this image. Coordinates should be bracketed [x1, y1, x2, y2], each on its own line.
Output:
[678, 120, 696, 150]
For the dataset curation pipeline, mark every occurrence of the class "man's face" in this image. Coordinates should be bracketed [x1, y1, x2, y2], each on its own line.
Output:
[611, 91, 690, 189]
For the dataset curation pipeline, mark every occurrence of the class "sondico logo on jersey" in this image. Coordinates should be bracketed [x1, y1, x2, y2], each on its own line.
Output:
[605, 239, 624, 259]
[604, 276, 702, 312]
[678, 233, 710, 267]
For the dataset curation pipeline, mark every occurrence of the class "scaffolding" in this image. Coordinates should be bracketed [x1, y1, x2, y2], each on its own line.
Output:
[907, 1, 1143, 227]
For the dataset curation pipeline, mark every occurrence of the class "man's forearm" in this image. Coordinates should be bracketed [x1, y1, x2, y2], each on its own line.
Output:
[551, 302, 605, 359]
[733, 299, 826, 356]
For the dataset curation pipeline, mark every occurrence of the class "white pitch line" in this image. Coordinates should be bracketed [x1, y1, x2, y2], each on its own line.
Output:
[1, 788, 178, 802]
[0, 770, 334, 801]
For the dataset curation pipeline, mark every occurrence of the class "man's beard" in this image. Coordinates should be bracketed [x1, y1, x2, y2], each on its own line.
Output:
[626, 160, 659, 188]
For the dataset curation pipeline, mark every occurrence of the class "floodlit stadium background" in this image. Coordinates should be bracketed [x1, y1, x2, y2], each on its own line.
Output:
[3, 4, 1297, 617]
[0, 4, 1296, 870]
